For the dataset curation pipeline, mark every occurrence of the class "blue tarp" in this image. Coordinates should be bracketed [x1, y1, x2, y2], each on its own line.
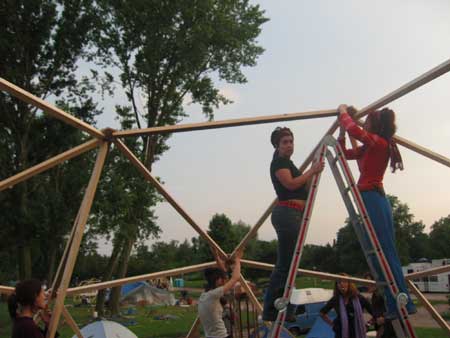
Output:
[120, 281, 148, 297]
[306, 312, 336, 338]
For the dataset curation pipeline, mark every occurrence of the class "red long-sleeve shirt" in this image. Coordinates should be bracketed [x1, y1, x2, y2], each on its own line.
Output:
[338, 112, 389, 191]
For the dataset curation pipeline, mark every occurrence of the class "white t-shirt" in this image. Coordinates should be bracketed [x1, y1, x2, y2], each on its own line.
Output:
[198, 286, 228, 338]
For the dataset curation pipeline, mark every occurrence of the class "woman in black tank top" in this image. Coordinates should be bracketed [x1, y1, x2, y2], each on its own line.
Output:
[262, 127, 324, 322]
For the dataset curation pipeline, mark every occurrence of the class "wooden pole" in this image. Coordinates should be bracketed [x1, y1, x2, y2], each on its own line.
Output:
[241, 259, 376, 286]
[67, 261, 217, 295]
[0, 139, 100, 192]
[185, 316, 201, 338]
[394, 134, 450, 168]
[113, 109, 337, 138]
[405, 264, 450, 280]
[0, 285, 14, 294]
[407, 280, 450, 334]
[113, 139, 227, 258]
[46, 142, 108, 338]
[62, 307, 84, 338]
[0, 78, 104, 139]
[231, 57, 450, 258]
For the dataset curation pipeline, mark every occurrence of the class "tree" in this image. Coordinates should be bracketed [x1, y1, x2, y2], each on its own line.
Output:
[89, 0, 267, 312]
[94, 0, 268, 168]
[0, 0, 97, 279]
[429, 215, 450, 259]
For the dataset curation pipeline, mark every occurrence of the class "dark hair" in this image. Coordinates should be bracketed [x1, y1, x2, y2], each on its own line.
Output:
[367, 108, 397, 139]
[204, 268, 227, 291]
[7, 279, 42, 319]
[270, 127, 294, 148]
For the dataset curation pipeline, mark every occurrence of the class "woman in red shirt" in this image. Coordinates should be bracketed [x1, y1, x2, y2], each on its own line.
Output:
[337, 104, 416, 319]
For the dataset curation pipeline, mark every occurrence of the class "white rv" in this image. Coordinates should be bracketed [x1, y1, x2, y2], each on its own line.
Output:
[402, 258, 450, 293]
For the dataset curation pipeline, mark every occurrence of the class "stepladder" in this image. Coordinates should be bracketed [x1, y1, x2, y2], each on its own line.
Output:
[268, 143, 327, 338]
[324, 135, 417, 338]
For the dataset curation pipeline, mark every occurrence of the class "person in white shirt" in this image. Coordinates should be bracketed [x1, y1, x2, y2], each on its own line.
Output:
[198, 250, 242, 338]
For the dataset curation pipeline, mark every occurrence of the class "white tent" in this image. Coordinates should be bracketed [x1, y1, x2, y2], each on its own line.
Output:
[72, 320, 138, 338]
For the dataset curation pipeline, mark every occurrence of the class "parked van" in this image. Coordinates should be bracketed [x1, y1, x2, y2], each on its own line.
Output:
[284, 288, 335, 335]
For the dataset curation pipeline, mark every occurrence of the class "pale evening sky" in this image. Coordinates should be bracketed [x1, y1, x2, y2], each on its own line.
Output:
[94, 0, 450, 254]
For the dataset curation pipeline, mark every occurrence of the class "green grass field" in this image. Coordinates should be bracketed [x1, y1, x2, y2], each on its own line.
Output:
[0, 276, 448, 338]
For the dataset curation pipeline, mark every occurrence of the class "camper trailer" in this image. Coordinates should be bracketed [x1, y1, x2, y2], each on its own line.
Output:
[403, 258, 450, 293]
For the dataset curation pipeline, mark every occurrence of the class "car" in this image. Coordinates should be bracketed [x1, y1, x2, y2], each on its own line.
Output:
[283, 288, 335, 336]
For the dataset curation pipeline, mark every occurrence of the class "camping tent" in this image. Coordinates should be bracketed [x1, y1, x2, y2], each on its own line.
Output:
[120, 281, 176, 306]
[71, 320, 137, 338]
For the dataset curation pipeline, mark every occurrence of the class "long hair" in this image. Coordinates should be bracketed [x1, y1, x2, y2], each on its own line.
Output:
[7, 279, 43, 319]
[333, 273, 359, 299]
[367, 108, 396, 140]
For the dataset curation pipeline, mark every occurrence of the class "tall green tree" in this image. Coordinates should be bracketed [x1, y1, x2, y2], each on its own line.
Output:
[0, 0, 98, 279]
[88, 0, 267, 313]
[429, 215, 450, 259]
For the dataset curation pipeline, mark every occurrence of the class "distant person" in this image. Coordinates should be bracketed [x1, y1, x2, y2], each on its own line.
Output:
[8, 279, 58, 338]
[337, 104, 416, 318]
[320, 274, 373, 338]
[198, 250, 242, 338]
[365, 273, 395, 338]
[263, 126, 324, 321]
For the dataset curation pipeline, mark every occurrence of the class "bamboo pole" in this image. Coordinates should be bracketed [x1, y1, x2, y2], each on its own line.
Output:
[67, 261, 217, 295]
[0, 78, 104, 139]
[62, 307, 83, 338]
[407, 280, 450, 334]
[0, 139, 100, 192]
[405, 264, 450, 280]
[46, 142, 108, 338]
[185, 316, 201, 338]
[113, 109, 337, 138]
[241, 259, 376, 286]
[231, 57, 450, 258]
[113, 139, 227, 258]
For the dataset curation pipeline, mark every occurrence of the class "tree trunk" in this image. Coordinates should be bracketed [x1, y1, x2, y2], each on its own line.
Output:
[108, 236, 135, 316]
[46, 243, 58, 285]
[95, 240, 122, 316]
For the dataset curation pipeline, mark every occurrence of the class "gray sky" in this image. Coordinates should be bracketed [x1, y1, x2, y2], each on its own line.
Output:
[95, 0, 450, 254]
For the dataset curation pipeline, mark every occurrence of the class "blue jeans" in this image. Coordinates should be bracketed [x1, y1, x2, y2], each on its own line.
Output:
[263, 205, 302, 321]
[361, 191, 416, 317]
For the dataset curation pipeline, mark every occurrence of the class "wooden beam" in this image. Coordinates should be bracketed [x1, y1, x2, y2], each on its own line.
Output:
[407, 280, 450, 334]
[0, 77, 104, 139]
[394, 134, 450, 168]
[62, 307, 84, 338]
[405, 264, 450, 280]
[113, 139, 227, 258]
[352, 119, 450, 168]
[0, 285, 14, 295]
[232, 58, 450, 257]
[185, 316, 201, 338]
[0, 139, 100, 192]
[46, 142, 108, 338]
[67, 261, 217, 295]
[113, 109, 337, 138]
[241, 259, 376, 286]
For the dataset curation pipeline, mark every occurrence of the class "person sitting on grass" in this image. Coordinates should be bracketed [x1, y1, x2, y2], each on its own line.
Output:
[198, 249, 243, 338]
[8, 279, 59, 338]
